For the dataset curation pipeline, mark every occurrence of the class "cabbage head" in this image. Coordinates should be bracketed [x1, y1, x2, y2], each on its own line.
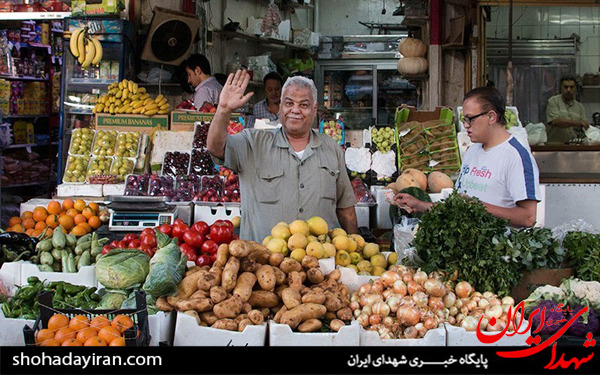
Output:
[142, 242, 186, 298]
[96, 249, 150, 289]
[98, 291, 129, 310]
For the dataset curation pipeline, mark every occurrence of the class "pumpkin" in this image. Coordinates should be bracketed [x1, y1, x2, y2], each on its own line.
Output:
[397, 57, 428, 75]
[401, 168, 427, 191]
[398, 38, 427, 57]
[427, 171, 454, 193]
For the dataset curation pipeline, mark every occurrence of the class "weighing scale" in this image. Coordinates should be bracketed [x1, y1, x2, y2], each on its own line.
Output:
[106, 195, 177, 232]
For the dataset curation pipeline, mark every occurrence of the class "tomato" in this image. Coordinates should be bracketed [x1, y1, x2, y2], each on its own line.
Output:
[140, 244, 155, 257]
[141, 228, 155, 238]
[183, 229, 203, 249]
[141, 235, 157, 249]
[102, 245, 113, 255]
[195, 254, 212, 267]
[123, 233, 138, 243]
[201, 239, 218, 254]
[116, 240, 128, 249]
[127, 239, 141, 249]
[173, 219, 185, 227]
[109, 240, 120, 249]
[179, 243, 198, 262]
[157, 223, 172, 236]
[192, 221, 210, 237]
[171, 224, 189, 242]
[210, 221, 233, 244]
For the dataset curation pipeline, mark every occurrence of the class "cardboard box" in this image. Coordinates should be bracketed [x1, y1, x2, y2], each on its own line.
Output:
[395, 106, 454, 125]
[269, 320, 360, 346]
[445, 323, 531, 346]
[95, 113, 169, 134]
[20, 263, 97, 288]
[170, 111, 243, 132]
[102, 183, 125, 196]
[72, 0, 124, 16]
[173, 312, 267, 346]
[359, 326, 447, 346]
[511, 268, 574, 303]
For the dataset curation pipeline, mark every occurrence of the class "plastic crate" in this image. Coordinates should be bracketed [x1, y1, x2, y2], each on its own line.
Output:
[23, 290, 150, 347]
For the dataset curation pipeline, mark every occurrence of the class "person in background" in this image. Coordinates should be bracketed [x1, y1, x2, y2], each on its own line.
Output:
[181, 54, 223, 109]
[546, 76, 589, 143]
[248, 71, 284, 128]
[394, 87, 541, 228]
[207, 70, 358, 242]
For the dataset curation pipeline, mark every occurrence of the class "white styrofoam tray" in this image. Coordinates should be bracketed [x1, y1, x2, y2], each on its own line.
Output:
[0, 311, 34, 346]
[21, 262, 97, 288]
[173, 311, 267, 346]
[193, 205, 241, 225]
[268, 320, 360, 346]
[148, 311, 177, 346]
[444, 322, 531, 346]
[360, 326, 446, 346]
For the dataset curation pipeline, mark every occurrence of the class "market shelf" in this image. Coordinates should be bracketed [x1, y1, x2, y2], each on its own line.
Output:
[1, 180, 53, 188]
[2, 142, 58, 150]
[0, 75, 49, 82]
[5, 114, 51, 119]
[215, 30, 310, 51]
[68, 78, 118, 85]
[401, 15, 429, 27]
[0, 12, 71, 20]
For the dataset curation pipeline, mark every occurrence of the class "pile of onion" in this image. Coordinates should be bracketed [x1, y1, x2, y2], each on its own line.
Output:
[350, 266, 448, 339]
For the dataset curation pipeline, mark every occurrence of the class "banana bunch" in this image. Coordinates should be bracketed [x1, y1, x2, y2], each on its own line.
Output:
[93, 79, 171, 116]
[69, 27, 103, 70]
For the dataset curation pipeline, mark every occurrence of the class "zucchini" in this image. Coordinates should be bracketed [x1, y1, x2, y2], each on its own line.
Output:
[77, 250, 91, 270]
[52, 229, 67, 249]
[65, 234, 77, 247]
[38, 264, 54, 272]
[74, 241, 92, 255]
[40, 252, 54, 266]
[76, 233, 92, 245]
[36, 238, 53, 253]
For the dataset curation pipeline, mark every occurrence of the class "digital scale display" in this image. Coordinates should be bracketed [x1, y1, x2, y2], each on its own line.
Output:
[109, 211, 175, 231]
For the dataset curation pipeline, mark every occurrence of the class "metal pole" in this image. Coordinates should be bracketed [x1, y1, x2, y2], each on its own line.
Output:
[506, 0, 514, 105]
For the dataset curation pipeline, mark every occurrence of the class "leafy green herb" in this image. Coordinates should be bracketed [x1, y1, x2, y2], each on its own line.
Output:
[411, 190, 521, 296]
[563, 231, 600, 281]
[493, 227, 564, 271]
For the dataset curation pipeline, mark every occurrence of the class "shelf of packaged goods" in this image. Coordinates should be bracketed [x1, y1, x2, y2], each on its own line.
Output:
[51, 28, 64, 33]
[68, 78, 117, 85]
[2, 142, 58, 150]
[64, 108, 94, 115]
[216, 30, 310, 51]
[0, 75, 49, 82]
[13, 42, 52, 50]
[0, 12, 71, 21]
[5, 114, 51, 119]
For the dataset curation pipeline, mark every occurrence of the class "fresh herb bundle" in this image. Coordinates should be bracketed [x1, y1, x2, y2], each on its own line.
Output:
[563, 231, 600, 281]
[411, 190, 521, 296]
[493, 227, 564, 272]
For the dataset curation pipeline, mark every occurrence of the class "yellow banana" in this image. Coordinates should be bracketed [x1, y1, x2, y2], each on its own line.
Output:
[139, 93, 149, 101]
[130, 94, 140, 101]
[81, 37, 96, 69]
[77, 30, 87, 64]
[143, 98, 153, 106]
[118, 105, 127, 114]
[70, 28, 83, 58]
[155, 94, 164, 103]
[125, 106, 134, 114]
[115, 89, 123, 99]
[156, 98, 167, 107]
[108, 82, 117, 90]
[90, 37, 103, 65]
[132, 100, 144, 109]
[118, 81, 124, 90]
[145, 109, 158, 116]
[144, 103, 158, 110]
[115, 99, 122, 107]
[158, 109, 170, 114]
[159, 103, 170, 110]
[132, 107, 144, 114]
[122, 89, 129, 100]
[138, 87, 147, 94]
[132, 83, 139, 94]
[109, 104, 115, 114]
[127, 80, 133, 92]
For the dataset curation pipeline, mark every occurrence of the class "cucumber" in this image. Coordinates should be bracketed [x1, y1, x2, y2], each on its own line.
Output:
[77, 250, 91, 270]
[76, 233, 92, 245]
[61, 250, 69, 272]
[52, 229, 67, 249]
[74, 241, 92, 255]
[67, 253, 77, 273]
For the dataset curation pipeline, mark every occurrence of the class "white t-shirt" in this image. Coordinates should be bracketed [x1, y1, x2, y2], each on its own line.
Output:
[456, 136, 541, 208]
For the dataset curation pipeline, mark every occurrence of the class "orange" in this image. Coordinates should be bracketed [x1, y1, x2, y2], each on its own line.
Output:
[90, 316, 111, 332]
[79, 222, 92, 234]
[35, 329, 55, 345]
[9, 224, 24, 233]
[30, 229, 42, 238]
[74, 199, 86, 212]
[75, 327, 97, 343]
[65, 208, 79, 218]
[88, 202, 100, 214]
[34, 221, 47, 231]
[47, 314, 69, 332]
[22, 218, 36, 230]
[44, 227, 53, 238]
[70, 225, 87, 237]
[58, 215, 75, 231]
[62, 338, 83, 346]
[81, 207, 95, 220]
[8, 216, 21, 227]
[33, 207, 48, 222]
[62, 198, 74, 211]
[69, 315, 90, 331]
[84, 336, 107, 346]
[109, 337, 126, 346]
[73, 214, 87, 225]
[25, 229, 35, 236]
[40, 338, 61, 346]
[45, 214, 59, 229]
[98, 326, 122, 344]
[47, 201, 61, 215]
[111, 315, 134, 334]
[88, 216, 101, 230]
[20, 211, 33, 220]
[54, 327, 76, 343]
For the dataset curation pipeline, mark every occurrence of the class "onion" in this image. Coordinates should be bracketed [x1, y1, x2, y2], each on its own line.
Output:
[382, 288, 395, 300]
[502, 296, 515, 306]
[456, 313, 465, 325]
[478, 298, 490, 310]
[404, 326, 418, 339]
[415, 322, 427, 337]
[353, 309, 362, 319]
[424, 278, 447, 297]
[381, 270, 401, 288]
[428, 297, 445, 311]
[406, 280, 423, 295]
[362, 305, 372, 316]
[449, 306, 459, 316]
[373, 301, 391, 317]
[443, 292, 456, 308]
[357, 283, 372, 296]
[502, 304, 512, 314]
[383, 316, 395, 327]
[428, 270, 444, 280]
[349, 300, 360, 311]
[378, 326, 393, 339]
[466, 299, 478, 312]
[460, 306, 469, 315]
[357, 313, 370, 327]
[413, 270, 428, 285]
[483, 291, 495, 300]
[371, 279, 384, 295]
[436, 308, 447, 321]
[461, 316, 479, 332]
[489, 297, 502, 307]
[350, 293, 360, 303]
[397, 305, 421, 326]
[486, 317, 506, 332]
[485, 305, 503, 319]
[367, 294, 383, 306]
[392, 280, 407, 296]
[369, 314, 382, 326]
[454, 299, 464, 309]
[424, 316, 437, 330]
[472, 291, 483, 299]
[412, 291, 429, 307]
[479, 316, 489, 330]
[455, 281, 473, 298]
[447, 315, 456, 325]
[386, 295, 402, 312]
[401, 296, 414, 305]
[401, 272, 413, 284]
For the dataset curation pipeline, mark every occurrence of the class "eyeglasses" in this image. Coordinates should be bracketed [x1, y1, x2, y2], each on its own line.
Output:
[462, 111, 489, 125]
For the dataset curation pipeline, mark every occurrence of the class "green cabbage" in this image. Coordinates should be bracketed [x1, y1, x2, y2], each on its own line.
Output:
[97, 291, 129, 310]
[95, 249, 150, 289]
[142, 242, 186, 299]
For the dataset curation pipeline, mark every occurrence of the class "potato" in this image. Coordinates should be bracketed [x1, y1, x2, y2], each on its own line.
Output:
[306, 268, 325, 284]
[339, 284, 350, 298]
[185, 266, 201, 276]
[301, 292, 326, 305]
[209, 286, 228, 304]
[221, 257, 241, 292]
[197, 270, 218, 291]
[273, 267, 287, 285]
[269, 252, 285, 267]
[256, 264, 276, 291]
[329, 319, 345, 332]
[259, 307, 271, 319]
[281, 303, 327, 330]
[248, 290, 279, 308]
[233, 272, 257, 302]
[212, 319, 238, 331]
[301, 255, 319, 269]
[281, 287, 302, 309]
[177, 270, 203, 299]
[324, 291, 345, 312]
[336, 307, 353, 321]
[287, 271, 303, 291]
[228, 240, 252, 258]
[326, 269, 341, 281]
[240, 257, 259, 273]
[200, 311, 218, 325]
[298, 318, 322, 332]
[215, 244, 229, 267]
[176, 298, 213, 312]
[213, 295, 243, 318]
[325, 311, 337, 320]
[279, 258, 302, 274]
[242, 302, 252, 314]
[208, 264, 223, 286]
[183, 310, 202, 325]
[155, 297, 173, 312]
[189, 289, 209, 300]
[234, 314, 249, 323]
[248, 310, 264, 325]
[238, 318, 253, 332]
[248, 243, 271, 264]
[275, 284, 287, 299]
[273, 305, 288, 324]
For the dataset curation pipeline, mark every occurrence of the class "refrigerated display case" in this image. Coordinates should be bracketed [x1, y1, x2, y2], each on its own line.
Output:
[57, 17, 131, 184]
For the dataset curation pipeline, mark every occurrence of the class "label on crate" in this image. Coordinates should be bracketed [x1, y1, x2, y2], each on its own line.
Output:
[96, 114, 168, 128]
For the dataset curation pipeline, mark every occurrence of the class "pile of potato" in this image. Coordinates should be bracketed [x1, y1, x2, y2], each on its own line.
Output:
[156, 239, 352, 332]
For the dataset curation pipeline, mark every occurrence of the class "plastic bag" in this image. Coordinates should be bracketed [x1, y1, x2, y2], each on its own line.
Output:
[508, 126, 531, 152]
[393, 216, 422, 267]
[351, 178, 376, 204]
[371, 150, 396, 179]
[525, 123, 547, 146]
[552, 219, 597, 243]
[585, 126, 600, 145]
[345, 147, 371, 174]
